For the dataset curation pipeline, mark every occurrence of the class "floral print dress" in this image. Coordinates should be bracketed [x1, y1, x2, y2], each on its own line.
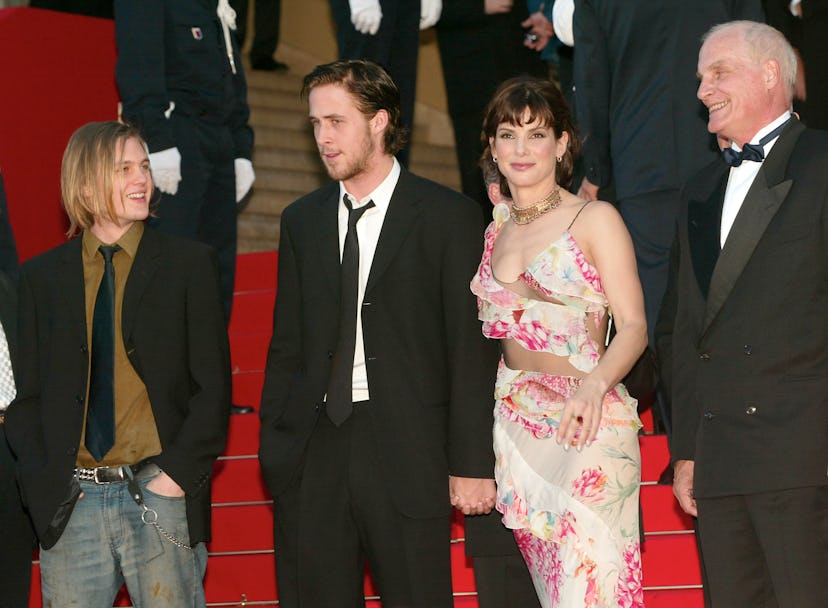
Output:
[470, 203, 645, 608]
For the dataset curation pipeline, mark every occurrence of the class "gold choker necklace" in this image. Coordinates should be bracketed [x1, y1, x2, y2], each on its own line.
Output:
[510, 187, 562, 225]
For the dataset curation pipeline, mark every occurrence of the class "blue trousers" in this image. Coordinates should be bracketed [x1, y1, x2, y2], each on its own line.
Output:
[39, 472, 207, 607]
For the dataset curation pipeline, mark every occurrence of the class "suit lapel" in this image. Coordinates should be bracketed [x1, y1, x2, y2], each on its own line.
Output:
[702, 119, 803, 332]
[122, 227, 161, 342]
[58, 238, 87, 334]
[365, 170, 422, 294]
[688, 165, 728, 300]
[314, 185, 342, 298]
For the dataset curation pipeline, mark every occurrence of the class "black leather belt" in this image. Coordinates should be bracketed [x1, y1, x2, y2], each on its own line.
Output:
[74, 460, 160, 484]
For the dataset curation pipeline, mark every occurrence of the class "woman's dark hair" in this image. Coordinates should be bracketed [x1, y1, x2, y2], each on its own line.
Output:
[480, 76, 580, 197]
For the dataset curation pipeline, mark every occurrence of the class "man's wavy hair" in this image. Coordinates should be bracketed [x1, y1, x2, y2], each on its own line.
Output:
[302, 59, 408, 156]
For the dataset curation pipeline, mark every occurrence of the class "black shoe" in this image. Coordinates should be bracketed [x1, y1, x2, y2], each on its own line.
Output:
[231, 404, 254, 414]
[250, 56, 288, 72]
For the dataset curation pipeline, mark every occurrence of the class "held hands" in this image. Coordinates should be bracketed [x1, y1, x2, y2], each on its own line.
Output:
[349, 0, 382, 35]
[234, 158, 255, 203]
[449, 476, 496, 515]
[420, 0, 442, 30]
[149, 147, 182, 196]
[556, 381, 604, 451]
[673, 460, 697, 517]
[146, 470, 186, 498]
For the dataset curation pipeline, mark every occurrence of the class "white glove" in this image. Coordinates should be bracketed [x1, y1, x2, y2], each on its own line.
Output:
[349, 0, 382, 35]
[235, 158, 255, 203]
[552, 0, 575, 47]
[420, 0, 442, 30]
[149, 147, 182, 196]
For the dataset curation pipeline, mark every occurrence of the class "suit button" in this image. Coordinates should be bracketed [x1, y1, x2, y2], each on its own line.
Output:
[746, 405, 757, 415]
[67, 447, 77, 456]
[703, 411, 715, 421]
[80, 344, 88, 354]
[327, 351, 334, 359]
[699, 353, 710, 361]
[743, 345, 752, 355]
[74, 394, 84, 405]
[314, 403, 322, 412]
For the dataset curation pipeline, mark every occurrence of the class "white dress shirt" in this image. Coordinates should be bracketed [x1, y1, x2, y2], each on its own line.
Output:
[720, 112, 791, 247]
[0, 319, 16, 411]
[336, 158, 401, 402]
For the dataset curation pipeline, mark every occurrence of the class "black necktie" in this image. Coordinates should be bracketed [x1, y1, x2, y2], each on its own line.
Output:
[85, 244, 120, 461]
[722, 119, 791, 167]
[325, 197, 375, 426]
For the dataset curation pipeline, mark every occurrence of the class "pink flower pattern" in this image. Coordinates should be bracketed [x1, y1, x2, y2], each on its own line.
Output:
[470, 204, 608, 374]
[572, 467, 609, 504]
[473, 203, 644, 606]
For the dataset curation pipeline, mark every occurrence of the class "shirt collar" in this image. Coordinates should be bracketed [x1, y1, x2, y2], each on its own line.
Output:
[732, 111, 792, 152]
[338, 157, 401, 213]
[82, 221, 144, 259]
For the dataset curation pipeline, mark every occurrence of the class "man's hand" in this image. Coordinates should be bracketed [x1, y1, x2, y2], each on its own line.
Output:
[234, 158, 255, 203]
[149, 147, 182, 196]
[146, 470, 186, 498]
[349, 0, 382, 35]
[577, 176, 600, 201]
[420, 0, 442, 30]
[485, 0, 513, 15]
[521, 7, 554, 52]
[673, 459, 697, 517]
[449, 476, 496, 515]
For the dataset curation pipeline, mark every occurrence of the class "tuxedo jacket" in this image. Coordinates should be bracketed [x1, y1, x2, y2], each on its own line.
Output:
[574, 0, 764, 200]
[668, 119, 828, 498]
[4, 227, 231, 548]
[258, 169, 499, 519]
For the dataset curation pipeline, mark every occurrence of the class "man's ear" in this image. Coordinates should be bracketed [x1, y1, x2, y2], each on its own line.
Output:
[371, 109, 389, 136]
[763, 58, 781, 91]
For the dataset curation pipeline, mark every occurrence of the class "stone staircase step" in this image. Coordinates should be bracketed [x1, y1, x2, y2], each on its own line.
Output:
[249, 105, 309, 131]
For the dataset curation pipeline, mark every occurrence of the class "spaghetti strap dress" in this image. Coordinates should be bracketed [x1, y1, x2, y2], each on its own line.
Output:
[470, 203, 645, 608]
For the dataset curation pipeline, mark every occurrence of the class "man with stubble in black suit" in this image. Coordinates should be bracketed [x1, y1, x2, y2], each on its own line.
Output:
[258, 59, 499, 607]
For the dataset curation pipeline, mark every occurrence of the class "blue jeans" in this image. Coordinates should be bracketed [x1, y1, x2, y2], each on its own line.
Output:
[39, 471, 207, 607]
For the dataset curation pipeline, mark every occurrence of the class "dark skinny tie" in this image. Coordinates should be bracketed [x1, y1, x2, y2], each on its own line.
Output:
[85, 244, 120, 461]
[325, 197, 375, 426]
[722, 119, 791, 167]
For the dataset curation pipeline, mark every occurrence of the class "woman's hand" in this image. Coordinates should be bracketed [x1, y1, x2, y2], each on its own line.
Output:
[556, 380, 605, 450]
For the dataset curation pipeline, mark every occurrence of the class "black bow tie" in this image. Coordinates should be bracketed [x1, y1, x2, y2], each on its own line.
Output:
[722, 119, 791, 167]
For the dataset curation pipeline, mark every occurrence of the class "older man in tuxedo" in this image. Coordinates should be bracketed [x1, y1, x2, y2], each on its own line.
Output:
[666, 21, 828, 607]
[258, 59, 498, 607]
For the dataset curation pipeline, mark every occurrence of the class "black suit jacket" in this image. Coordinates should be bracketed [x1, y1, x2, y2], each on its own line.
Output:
[668, 119, 828, 498]
[5, 227, 231, 548]
[259, 169, 499, 519]
[574, 0, 764, 200]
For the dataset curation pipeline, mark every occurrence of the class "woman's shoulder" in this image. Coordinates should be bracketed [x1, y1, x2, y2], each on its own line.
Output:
[568, 198, 625, 231]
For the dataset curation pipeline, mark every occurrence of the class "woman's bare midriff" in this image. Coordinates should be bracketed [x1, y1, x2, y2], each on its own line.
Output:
[500, 316, 608, 377]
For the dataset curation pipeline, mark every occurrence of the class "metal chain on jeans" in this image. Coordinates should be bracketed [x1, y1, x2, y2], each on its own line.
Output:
[126, 469, 193, 550]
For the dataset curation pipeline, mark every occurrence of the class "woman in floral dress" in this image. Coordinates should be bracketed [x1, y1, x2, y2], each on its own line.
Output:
[471, 76, 647, 607]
